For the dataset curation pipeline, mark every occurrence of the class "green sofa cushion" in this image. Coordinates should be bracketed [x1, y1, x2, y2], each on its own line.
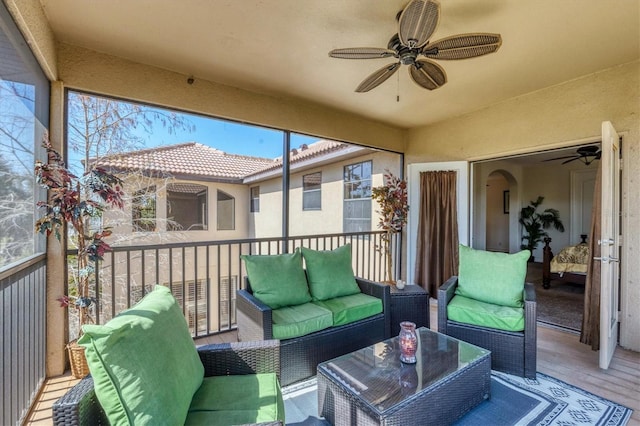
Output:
[456, 245, 530, 308]
[301, 244, 361, 301]
[447, 294, 525, 332]
[78, 285, 204, 426]
[271, 302, 333, 339]
[313, 293, 382, 326]
[242, 250, 311, 309]
[185, 373, 284, 425]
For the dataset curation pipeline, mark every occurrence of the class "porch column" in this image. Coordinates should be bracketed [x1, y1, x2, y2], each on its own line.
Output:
[46, 80, 67, 376]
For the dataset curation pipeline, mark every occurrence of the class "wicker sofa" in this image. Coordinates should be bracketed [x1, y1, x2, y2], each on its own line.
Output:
[237, 276, 391, 386]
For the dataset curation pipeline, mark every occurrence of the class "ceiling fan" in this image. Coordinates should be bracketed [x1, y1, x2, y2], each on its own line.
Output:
[328, 0, 502, 92]
[542, 145, 602, 165]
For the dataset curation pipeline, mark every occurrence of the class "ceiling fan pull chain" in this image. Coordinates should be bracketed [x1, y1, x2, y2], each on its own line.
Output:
[397, 68, 400, 102]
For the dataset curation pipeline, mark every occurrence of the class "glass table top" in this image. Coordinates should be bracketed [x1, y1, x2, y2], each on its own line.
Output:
[317, 327, 490, 412]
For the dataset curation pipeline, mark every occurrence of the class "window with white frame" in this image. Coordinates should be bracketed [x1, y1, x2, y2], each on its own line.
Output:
[343, 161, 372, 232]
[250, 186, 260, 212]
[217, 190, 235, 230]
[303, 172, 322, 210]
[132, 186, 156, 232]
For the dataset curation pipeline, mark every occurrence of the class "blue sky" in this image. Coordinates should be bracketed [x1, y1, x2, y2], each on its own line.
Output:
[137, 110, 319, 160]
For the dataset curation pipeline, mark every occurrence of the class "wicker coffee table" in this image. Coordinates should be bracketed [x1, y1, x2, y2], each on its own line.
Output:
[317, 327, 491, 425]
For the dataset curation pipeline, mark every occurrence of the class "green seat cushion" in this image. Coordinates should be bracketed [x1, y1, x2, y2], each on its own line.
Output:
[241, 250, 311, 309]
[78, 285, 204, 426]
[456, 245, 530, 308]
[447, 294, 525, 332]
[313, 293, 382, 326]
[185, 373, 284, 425]
[301, 244, 361, 301]
[271, 302, 333, 339]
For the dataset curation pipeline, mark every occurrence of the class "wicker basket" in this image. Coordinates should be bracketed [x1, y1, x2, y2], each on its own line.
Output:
[67, 340, 90, 378]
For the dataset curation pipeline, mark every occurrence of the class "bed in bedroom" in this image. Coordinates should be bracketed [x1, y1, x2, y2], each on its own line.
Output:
[542, 235, 589, 289]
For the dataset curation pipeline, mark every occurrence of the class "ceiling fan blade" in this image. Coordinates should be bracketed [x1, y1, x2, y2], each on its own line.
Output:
[561, 157, 580, 165]
[329, 47, 396, 60]
[355, 62, 401, 92]
[542, 155, 579, 162]
[409, 59, 446, 90]
[423, 33, 502, 60]
[398, 0, 440, 49]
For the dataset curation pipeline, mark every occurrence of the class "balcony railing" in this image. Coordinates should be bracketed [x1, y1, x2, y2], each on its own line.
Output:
[1, 254, 47, 425]
[68, 231, 401, 339]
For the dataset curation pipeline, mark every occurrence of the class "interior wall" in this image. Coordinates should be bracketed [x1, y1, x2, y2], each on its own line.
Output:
[406, 61, 640, 351]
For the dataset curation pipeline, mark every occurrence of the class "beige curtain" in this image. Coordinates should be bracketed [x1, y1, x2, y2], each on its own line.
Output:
[581, 162, 602, 350]
[414, 171, 459, 298]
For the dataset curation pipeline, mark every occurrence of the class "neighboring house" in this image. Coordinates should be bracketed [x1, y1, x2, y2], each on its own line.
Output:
[92, 139, 401, 330]
[96, 139, 401, 242]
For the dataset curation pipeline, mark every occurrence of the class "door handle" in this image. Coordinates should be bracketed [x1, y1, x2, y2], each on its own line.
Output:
[598, 239, 615, 246]
[593, 256, 620, 263]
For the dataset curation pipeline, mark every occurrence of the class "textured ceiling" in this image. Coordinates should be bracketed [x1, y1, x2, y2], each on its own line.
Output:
[40, 0, 639, 129]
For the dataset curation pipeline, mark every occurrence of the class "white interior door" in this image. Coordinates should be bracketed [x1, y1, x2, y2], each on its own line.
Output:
[406, 162, 469, 286]
[599, 121, 621, 369]
[570, 169, 596, 246]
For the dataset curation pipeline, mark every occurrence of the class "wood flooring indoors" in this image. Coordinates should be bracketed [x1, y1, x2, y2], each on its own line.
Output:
[25, 303, 640, 425]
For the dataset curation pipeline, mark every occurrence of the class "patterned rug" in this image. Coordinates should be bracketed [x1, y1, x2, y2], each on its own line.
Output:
[283, 372, 632, 425]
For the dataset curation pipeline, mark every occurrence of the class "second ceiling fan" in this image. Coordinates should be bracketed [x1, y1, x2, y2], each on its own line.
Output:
[329, 0, 502, 92]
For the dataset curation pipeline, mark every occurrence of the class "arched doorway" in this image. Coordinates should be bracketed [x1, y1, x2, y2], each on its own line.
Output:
[480, 169, 519, 254]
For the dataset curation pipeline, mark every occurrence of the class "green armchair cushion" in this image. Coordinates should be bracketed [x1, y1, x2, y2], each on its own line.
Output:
[271, 302, 333, 339]
[456, 245, 530, 308]
[242, 250, 312, 309]
[313, 293, 382, 326]
[301, 244, 361, 301]
[186, 373, 285, 425]
[79, 285, 204, 426]
[447, 294, 525, 332]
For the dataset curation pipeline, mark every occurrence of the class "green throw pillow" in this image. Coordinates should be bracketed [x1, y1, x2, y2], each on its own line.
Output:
[241, 250, 311, 309]
[456, 245, 530, 308]
[301, 244, 361, 301]
[78, 285, 204, 426]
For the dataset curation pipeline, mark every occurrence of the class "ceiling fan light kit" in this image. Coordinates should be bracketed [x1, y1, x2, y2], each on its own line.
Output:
[329, 0, 502, 92]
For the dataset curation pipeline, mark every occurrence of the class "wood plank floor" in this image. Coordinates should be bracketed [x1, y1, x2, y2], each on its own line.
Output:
[26, 302, 639, 425]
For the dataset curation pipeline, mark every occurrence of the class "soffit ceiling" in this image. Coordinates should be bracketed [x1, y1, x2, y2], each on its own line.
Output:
[39, 0, 640, 129]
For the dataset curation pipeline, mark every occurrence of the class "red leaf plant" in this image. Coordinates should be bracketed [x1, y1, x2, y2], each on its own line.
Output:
[371, 170, 409, 283]
[35, 135, 124, 334]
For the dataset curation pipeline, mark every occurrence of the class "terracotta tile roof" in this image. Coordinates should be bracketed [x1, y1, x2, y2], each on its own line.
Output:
[93, 140, 363, 182]
[94, 142, 275, 181]
[245, 140, 361, 176]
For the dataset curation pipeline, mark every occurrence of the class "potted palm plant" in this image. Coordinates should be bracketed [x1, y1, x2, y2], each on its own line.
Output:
[519, 196, 565, 261]
[372, 170, 409, 284]
[35, 135, 124, 377]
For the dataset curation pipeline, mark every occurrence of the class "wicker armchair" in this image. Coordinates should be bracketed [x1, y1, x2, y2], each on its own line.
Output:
[438, 276, 537, 378]
[52, 340, 283, 426]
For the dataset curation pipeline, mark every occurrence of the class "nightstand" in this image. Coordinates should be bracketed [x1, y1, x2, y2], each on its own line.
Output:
[389, 284, 429, 336]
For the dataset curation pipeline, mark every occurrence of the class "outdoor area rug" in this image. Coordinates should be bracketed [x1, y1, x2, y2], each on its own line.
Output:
[282, 372, 632, 425]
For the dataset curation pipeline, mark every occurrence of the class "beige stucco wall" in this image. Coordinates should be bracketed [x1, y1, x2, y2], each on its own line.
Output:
[406, 61, 640, 351]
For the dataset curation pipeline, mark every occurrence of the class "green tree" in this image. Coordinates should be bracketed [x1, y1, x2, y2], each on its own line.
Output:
[519, 196, 565, 255]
